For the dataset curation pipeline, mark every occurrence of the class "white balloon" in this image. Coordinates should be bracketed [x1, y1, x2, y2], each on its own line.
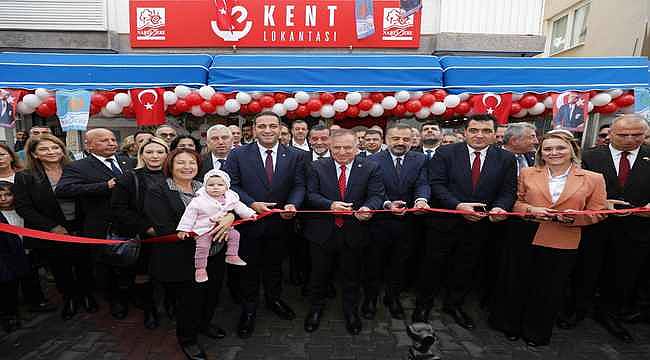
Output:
[430, 102, 447, 115]
[224, 99, 241, 113]
[591, 93, 612, 106]
[16, 101, 35, 114]
[607, 89, 624, 99]
[543, 96, 554, 109]
[409, 91, 423, 100]
[528, 102, 546, 115]
[587, 101, 594, 112]
[443, 95, 461, 108]
[100, 107, 116, 118]
[359, 110, 369, 118]
[458, 92, 471, 101]
[416, 107, 431, 119]
[512, 93, 523, 101]
[163, 91, 178, 105]
[272, 103, 287, 117]
[381, 96, 398, 110]
[23, 94, 41, 108]
[310, 111, 321, 118]
[283, 97, 299, 111]
[512, 108, 528, 118]
[345, 92, 362, 105]
[174, 85, 191, 99]
[114, 93, 131, 107]
[216, 106, 229, 116]
[190, 105, 205, 117]
[295, 91, 310, 104]
[320, 104, 335, 118]
[369, 103, 384, 117]
[332, 99, 349, 112]
[106, 101, 123, 115]
[198, 86, 215, 100]
[395, 91, 410, 103]
[35, 88, 50, 100]
[236, 92, 252, 105]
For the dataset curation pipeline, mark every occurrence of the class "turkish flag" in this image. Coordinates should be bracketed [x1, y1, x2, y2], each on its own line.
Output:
[214, 0, 234, 32]
[130, 88, 165, 126]
[472, 93, 513, 125]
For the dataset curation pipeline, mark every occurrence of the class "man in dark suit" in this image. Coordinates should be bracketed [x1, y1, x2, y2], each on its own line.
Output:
[413, 122, 441, 159]
[223, 112, 307, 339]
[302, 128, 385, 335]
[363, 124, 430, 320]
[563, 114, 650, 343]
[502, 122, 537, 174]
[358, 129, 382, 158]
[56, 128, 135, 319]
[198, 124, 232, 179]
[556, 93, 585, 130]
[413, 114, 517, 329]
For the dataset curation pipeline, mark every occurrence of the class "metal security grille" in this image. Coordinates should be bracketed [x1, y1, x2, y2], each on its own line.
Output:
[0, 0, 107, 31]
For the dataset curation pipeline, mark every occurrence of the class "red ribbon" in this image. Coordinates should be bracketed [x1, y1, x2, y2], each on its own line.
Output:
[1, 207, 647, 245]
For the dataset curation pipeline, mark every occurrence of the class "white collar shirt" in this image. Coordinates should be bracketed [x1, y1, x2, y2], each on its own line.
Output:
[257, 142, 279, 171]
[335, 160, 353, 188]
[91, 153, 122, 173]
[467, 145, 489, 171]
[609, 144, 639, 175]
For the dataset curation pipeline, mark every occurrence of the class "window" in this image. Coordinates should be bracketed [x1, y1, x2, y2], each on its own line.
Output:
[547, 2, 590, 55]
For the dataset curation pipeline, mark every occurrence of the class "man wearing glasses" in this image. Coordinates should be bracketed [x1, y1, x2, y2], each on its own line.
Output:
[595, 124, 611, 147]
[154, 125, 178, 145]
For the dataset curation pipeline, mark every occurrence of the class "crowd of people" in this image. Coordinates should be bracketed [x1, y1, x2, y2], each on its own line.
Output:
[1, 112, 650, 360]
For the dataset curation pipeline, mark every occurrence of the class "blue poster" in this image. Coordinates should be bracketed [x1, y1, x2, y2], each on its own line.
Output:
[400, 0, 422, 16]
[56, 90, 91, 132]
[634, 87, 650, 121]
[355, 0, 375, 39]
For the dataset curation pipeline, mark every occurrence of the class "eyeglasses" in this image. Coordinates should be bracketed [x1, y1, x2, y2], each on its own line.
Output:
[597, 133, 608, 138]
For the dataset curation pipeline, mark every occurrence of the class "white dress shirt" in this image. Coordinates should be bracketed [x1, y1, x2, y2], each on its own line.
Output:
[257, 142, 279, 171]
[91, 153, 123, 173]
[312, 150, 330, 162]
[335, 161, 353, 188]
[467, 145, 488, 171]
[211, 153, 227, 170]
[548, 166, 572, 204]
[291, 139, 310, 152]
[609, 144, 639, 175]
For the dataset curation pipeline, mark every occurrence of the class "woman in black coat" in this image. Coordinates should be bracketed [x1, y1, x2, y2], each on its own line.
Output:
[110, 137, 169, 329]
[143, 148, 234, 360]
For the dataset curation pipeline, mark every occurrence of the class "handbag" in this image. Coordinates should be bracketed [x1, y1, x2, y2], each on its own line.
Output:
[97, 171, 141, 267]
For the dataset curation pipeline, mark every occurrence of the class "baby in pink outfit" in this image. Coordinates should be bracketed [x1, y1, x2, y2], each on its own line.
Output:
[177, 169, 256, 283]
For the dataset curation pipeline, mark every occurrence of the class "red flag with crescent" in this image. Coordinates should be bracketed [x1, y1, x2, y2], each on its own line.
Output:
[214, 0, 234, 32]
[472, 93, 513, 125]
[130, 88, 165, 126]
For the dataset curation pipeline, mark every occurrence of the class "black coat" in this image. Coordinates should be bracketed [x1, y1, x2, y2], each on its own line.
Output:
[110, 168, 165, 238]
[143, 181, 196, 282]
[0, 212, 29, 282]
[55, 155, 134, 238]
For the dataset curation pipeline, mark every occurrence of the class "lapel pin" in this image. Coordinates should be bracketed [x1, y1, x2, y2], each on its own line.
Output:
[357, 164, 362, 168]
[282, 153, 287, 157]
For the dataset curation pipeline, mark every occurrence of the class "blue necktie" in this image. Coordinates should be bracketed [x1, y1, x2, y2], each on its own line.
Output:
[106, 158, 122, 177]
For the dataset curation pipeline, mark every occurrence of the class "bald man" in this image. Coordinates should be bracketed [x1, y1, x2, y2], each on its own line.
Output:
[57, 128, 135, 320]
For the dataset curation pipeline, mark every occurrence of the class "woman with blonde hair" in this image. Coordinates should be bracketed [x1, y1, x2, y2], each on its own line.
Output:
[489, 132, 608, 347]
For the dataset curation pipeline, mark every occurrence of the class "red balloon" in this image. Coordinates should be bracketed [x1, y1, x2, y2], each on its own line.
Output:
[334, 92, 347, 99]
[596, 103, 618, 114]
[589, 90, 599, 98]
[200, 101, 216, 114]
[369, 92, 384, 103]
[175, 99, 190, 112]
[510, 102, 522, 115]
[534, 93, 547, 101]
[122, 105, 135, 118]
[103, 91, 117, 100]
[405, 100, 422, 113]
[167, 104, 181, 116]
[334, 112, 347, 121]
[36, 103, 55, 118]
[306, 99, 323, 112]
[442, 108, 455, 118]
[392, 104, 407, 117]
[614, 93, 634, 107]
[90, 103, 100, 115]
[286, 110, 297, 120]
[358, 98, 373, 111]
[419, 94, 435, 107]
[519, 95, 538, 109]
[239, 104, 249, 115]
[259, 95, 275, 108]
[345, 105, 360, 118]
[433, 89, 448, 101]
[248, 100, 262, 113]
[319, 92, 335, 105]
[296, 105, 310, 118]
[274, 92, 288, 103]
[44, 96, 57, 111]
[210, 93, 226, 106]
[455, 101, 471, 115]
[91, 93, 109, 108]
[469, 94, 482, 105]
[185, 92, 203, 106]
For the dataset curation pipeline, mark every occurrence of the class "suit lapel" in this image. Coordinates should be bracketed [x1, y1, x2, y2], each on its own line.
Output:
[599, 147, 619, 190]
[273, 144, 290, 190]
[476, 146, 496, 192]
[627, 146, 650, 186]
[88, 155, 116, 179]
[325, 158, 340, 201]
[531, 167, 553, 205]
[345, 159, 362, 200]
[381, 151, 399, 189]
[458, 145, 473, 192]
[553, 167, 584, 208]
[249, 144, 270, 189]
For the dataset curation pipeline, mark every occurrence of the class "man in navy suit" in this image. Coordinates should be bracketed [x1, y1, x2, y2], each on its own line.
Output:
[223, 112, 307, 339]
[56, 128, 135, 320]
[363, 124, 430, 320]
[302, 129, 385, 335]
[556, 93, 585, 130]
[413, 114, 517, 330]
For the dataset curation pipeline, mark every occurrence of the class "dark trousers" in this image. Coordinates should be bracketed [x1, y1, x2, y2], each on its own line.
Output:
[364, 218, 412, 299]
[47, 245, 95, 299]
[309, 230, 362, 315]
[239, 228, 285, 312]
[416, 221, 487, 309]
[174, 250, 225, 346]
[480, 221, 508, 305]
[0, 281, 19, 316]
[20, 251, 47, 306]
[288, 219, 309, 280]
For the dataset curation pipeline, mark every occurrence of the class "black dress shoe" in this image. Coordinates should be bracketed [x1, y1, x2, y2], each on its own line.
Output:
[304, 309, 323, 333]
[344, 313, 362, 335]
[594, 311, 634, 343]
[383, 296, 405, 320]
[361, 297, 377, 320]
[82, 295, 99, 313]
[266, 299, 296, 320]
[110, 300, 128, 320]
[327, 282, 337, 299]
[180, 343, 207, 360]
[237, 312, 256, 339]
[411, 307, 430, 323]
[144, 308, 159, 330]
[443, 306, 475, 330]
[28, 301, 57, 313]
[61, 298, 77, 320]
[201, 324, 226, 339]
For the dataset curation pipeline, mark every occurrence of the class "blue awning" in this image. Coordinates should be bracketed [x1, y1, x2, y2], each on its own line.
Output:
[0, 52, 213, 90]
[208, 54, 443, 92]
[440, 56, 649, 94]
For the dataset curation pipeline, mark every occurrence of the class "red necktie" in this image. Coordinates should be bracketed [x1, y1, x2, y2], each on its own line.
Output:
[471, 151, 481, 190]
[618, 151, 630, 187]
[264, 149, 274, 184]
[335, 164, 347, 228]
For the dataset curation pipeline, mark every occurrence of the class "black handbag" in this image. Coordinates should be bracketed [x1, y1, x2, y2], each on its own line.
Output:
[97, 172, 141, 267]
